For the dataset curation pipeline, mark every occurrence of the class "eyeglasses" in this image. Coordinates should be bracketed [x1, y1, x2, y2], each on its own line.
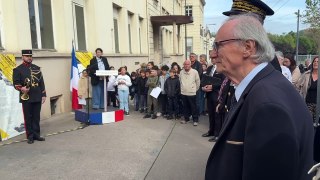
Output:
[212, 38, 242, 52]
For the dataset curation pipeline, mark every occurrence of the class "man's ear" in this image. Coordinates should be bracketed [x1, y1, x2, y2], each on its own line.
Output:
[243, 40, 256, 58]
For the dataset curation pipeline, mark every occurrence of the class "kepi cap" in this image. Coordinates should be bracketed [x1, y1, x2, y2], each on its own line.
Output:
[22, 49, 32, 56]
[223, 0, 274, 20]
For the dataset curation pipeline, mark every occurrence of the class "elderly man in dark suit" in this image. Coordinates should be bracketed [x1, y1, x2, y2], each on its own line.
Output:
[201, 56, 224, 142]
[88, 48, 110, 110]
[205, 15, 314, 180]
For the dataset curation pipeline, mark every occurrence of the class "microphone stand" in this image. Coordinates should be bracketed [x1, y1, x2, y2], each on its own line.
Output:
[85, 60, 100, 126]
[85, 63, 97, 126]
[86, 69, 90, 126]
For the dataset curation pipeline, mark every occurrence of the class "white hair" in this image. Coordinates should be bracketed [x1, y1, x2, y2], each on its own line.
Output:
[226, 15, 275, 63]
[275, 51, 284, 59]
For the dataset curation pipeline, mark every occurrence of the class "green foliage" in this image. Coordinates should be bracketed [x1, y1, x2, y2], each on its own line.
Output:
[268, 31, 318, 55]
[303, 0, 320, 29]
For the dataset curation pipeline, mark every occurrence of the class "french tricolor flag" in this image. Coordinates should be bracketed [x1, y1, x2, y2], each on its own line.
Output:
[70, 46, 82, 110]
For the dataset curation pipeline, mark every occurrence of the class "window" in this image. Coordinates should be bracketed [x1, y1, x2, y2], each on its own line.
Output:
[139, 18, 143, 54]
[185, 6, 192, 16]
[128, 13, 133, 54]
[0, 28, 2, 48]
[113, 19, 119, 53]
[113, 6, 120, 53]
[28, 0, 54, 49]
[187, 37, 193, 57]
[0, 16, 3, 48]
[73, 4, 87, 51]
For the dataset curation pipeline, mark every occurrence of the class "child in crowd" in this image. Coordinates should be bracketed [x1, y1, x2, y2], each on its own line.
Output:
[114, 67, 132, 115]
[158, 65, 169, 116]
[137, 69, 148, 113]
[165, 69, 181, 120]
[171, 63, 183, 117]
[143, 66, 159, 119]
[130, 71, 139, 110]
[78, 69, 91, 109]
[145, 69, 151, 78]
[107, 73, 117, 107]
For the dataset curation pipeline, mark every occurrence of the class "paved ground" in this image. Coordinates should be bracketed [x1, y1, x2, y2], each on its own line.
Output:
[0, 110, 214, 180]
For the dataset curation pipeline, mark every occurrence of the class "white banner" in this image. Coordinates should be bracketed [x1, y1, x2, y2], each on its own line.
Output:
[0, 54, 25, 141]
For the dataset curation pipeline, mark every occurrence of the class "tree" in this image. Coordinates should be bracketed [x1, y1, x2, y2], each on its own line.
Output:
[303, 0, 320, 29]
[268, 31, 318, 55]
[302, 0, 320, 53]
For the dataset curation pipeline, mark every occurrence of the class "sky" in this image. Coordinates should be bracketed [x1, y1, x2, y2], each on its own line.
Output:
[204, 0, 309, 35]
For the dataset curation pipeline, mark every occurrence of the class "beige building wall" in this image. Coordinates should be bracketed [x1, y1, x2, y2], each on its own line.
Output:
[0, 0, 203, 119]
[0, 0, 149, 120]
[186, 0, 206, 58]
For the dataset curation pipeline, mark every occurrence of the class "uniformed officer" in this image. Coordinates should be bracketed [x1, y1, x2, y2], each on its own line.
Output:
[13, 50, 46, 144]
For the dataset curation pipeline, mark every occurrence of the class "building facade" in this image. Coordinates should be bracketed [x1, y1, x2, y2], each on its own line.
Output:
[185, 0, 206, 58]
[0, 0, 204, 119]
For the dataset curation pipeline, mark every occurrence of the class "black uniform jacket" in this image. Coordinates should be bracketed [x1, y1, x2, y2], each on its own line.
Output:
[13, 63, 46, 103]
[201, 65, 224, 103]
[205, 64, 314, 180]
[88, 57, 110, 86]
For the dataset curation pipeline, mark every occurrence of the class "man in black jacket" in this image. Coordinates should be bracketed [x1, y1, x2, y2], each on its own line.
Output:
[13, 50, 46, 144]
[88, 48, 109, 110]
[190, 53, 203, 116]
[201, 57, 224, 142]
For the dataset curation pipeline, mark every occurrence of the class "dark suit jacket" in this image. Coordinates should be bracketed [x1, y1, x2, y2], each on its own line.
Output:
[270, 56, 282, 72]
[205, 64, 314, 180]
[191, 60, 203, 78]
[88, 57, 109, 86]
[201, 65, 224, 103]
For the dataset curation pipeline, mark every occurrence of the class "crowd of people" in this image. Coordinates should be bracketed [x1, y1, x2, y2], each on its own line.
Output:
[79, 47, 319, 139]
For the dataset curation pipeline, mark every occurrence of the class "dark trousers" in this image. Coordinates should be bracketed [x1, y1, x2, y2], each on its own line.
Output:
[22, 102, 41, 140]
[107, 91, 116, 107]
[196, 89, 201, 115]
[181, 95, 198, 122]
[158, 94, 167, 114]
[167, 96, 178, 116]
[139, 94, 147, 110]
[178, 94, 183, 115]
[147, 95, 158, 115]
[134, 93, 140, 111]
[207, 98, 224, 137]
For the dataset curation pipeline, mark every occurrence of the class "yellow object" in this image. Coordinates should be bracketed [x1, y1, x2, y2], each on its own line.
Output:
[0, 54, 16, 83]
[0, 128, 9, 139]
[75, 51, 93, 68]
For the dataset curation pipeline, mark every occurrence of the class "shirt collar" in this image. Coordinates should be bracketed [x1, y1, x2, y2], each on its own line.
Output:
[234, 62, 267, 101]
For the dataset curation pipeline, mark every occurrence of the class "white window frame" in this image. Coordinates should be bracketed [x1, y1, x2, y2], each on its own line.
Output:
[29, 0, 55, 49]
[185, 6, 192, 16]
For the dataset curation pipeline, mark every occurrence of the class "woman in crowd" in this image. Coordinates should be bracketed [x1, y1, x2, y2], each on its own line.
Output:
[283, 55, 301, 87]
[296, 56, 318, 123]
